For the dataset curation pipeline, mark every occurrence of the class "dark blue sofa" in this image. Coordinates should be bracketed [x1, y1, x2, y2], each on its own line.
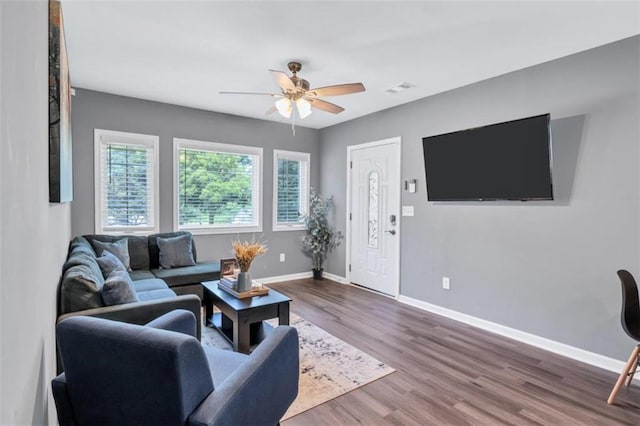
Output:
[57, 232, 221, 340]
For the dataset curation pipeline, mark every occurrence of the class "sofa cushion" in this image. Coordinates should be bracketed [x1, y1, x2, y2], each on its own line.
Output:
[132, 278, 170, 293]
[63, 237, 98, 274]
[60, 265, 105, 314]
[96, 251, 127, 278]
[59, 239, 107, 314]
[64, 251, 103, 278]
[101, 270, 139, 306]
[68, 236, 96, 258]
[92, 239, 131, 271]
[129, 270, 156, 281]
[148, 232, 197, 269]
[84, 235, 150, 271]
[204, 347, 248, 387]
[137, 288, 177, 302]
[131, 278, 175, 302]
[151, 262, 220, 287]
[157, 233, 196, 269]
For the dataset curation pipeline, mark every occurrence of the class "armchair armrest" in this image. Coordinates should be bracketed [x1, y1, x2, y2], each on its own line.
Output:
[188, 326, 299, 426]
[57, 295, 202, 340]
[146, 309, 197, 338]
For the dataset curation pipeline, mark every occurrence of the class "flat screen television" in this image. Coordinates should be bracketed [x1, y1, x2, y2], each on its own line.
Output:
[422, 113, 553, 201]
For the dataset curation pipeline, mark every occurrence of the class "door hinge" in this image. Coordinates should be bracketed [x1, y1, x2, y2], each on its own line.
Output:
[349, 213, 352, 220]
[350, 161, 353, 169]
[349, 264, 351, 272]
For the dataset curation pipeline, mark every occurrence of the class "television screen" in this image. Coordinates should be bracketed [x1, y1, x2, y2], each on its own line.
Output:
[422, 113, 553, 201]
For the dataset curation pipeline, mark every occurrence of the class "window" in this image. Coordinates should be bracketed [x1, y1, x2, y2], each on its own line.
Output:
[94, 129, 159, 234]
[174, 138, 262, 234]
[273, 150, 310, 231]
[367, 171, 379, 247]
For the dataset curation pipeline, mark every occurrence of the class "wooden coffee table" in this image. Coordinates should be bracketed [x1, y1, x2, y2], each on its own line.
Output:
[202, 280, 291, 354]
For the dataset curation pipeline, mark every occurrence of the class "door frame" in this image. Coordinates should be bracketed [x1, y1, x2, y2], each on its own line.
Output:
[345, 136, 402, 299]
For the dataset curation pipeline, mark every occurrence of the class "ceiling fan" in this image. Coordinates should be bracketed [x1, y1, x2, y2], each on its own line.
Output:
[220, 61, 365, 129]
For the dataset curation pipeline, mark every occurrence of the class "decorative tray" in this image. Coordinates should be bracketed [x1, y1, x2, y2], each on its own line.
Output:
[218, 281, 269, 299]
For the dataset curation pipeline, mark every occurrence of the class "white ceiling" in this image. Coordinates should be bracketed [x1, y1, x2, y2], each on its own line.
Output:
[61, 1, 640, 129]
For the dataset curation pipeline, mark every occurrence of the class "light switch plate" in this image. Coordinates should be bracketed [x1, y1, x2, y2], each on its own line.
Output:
[402, 205, 414, 216]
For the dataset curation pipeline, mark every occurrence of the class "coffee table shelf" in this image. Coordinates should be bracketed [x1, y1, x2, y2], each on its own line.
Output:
[202, 280, 291, 354]
[209, 312, 273, 352]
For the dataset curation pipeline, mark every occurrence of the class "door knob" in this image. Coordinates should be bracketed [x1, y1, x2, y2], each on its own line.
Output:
[385, 230, 396, 235]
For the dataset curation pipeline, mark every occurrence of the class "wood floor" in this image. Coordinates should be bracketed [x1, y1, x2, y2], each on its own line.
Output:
[268, 278, 640, 425]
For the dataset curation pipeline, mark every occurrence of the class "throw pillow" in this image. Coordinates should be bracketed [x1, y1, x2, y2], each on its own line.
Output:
[96, 250, 127, 278]
[93, 238, 131, 271]
[101, 270, 139, 306]
[157, 233, 196, 269]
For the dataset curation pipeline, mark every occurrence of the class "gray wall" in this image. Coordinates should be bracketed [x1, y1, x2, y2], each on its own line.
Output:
[71, 89, 321, 278]
[319, 36, 640, 361]
[1, 1, 72, 424]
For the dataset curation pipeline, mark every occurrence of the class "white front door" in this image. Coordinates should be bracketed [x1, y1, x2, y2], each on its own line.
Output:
[348, 137, 401, 296]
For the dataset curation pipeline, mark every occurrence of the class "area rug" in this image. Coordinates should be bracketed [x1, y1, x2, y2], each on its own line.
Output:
[201, 312, 395, 420]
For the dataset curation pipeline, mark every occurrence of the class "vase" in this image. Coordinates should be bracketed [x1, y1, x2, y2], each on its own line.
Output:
[237, 271, 252, 292]
[312, 268, 324, 280]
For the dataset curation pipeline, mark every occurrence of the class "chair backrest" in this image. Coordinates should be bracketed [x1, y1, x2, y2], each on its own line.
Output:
[617, 269, 640, 341]
[56, 315, 214, 425]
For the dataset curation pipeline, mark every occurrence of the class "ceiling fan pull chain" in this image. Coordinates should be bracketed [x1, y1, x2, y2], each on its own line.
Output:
[291, 111, 296, 135]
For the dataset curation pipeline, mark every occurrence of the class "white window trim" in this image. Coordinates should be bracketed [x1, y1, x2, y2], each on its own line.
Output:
[272, 149, 310, 232]
[94, 129, 160, 235]
[173, 137, 263, 235]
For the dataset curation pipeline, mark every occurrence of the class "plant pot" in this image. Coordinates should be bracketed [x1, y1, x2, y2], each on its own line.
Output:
[312, 268, 324, 280]
[237, 271, 252, 292]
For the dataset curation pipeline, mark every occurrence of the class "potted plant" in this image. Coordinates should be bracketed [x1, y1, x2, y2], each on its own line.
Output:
[301, 188, 343, 280]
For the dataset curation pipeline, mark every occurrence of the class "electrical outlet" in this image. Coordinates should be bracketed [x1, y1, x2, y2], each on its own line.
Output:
[279, 253, 285, 262]
[442, 277, 450, 290]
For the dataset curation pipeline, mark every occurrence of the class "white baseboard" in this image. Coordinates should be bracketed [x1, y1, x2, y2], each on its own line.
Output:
[260, 271, 348, 285]
[259, 271, 312, 284]
[397, 295, 632, 379]
[322, 272, 349, 284]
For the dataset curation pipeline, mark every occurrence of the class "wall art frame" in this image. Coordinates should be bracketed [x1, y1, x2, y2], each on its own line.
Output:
[49, 0, 73, 203]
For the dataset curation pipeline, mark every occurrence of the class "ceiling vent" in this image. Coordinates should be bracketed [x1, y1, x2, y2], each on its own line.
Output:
[385, 82, 416, 94]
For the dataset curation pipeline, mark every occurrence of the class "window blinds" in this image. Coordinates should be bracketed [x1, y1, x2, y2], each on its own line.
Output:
[98, 142, 155, 232]
[276, 157, 308, 224]
[177, 147, 259, 228]
[273, 150, 310, 230]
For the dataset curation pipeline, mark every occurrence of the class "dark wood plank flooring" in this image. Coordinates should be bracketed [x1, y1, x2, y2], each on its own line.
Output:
[268, 278, 640, 425]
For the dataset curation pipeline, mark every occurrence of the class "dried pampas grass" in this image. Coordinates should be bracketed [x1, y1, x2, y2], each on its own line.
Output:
[232, 238, 267, 272]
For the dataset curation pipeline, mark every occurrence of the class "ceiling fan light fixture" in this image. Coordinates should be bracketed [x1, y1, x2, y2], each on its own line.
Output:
[220, 61, 365, 134]
[296, 98, 312, 119]
[275, 97, 292, 118]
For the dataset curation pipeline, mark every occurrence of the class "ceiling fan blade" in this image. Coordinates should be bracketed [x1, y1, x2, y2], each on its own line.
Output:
[269, 70, 296, 91]
[265, 105, 277, 115]
[219, 91, 280, 96]
[306, 83, 365, 97]
[308, 98, 345, 114]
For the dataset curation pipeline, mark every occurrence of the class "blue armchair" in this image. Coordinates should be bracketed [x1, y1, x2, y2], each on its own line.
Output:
[51, 310, 299, 425]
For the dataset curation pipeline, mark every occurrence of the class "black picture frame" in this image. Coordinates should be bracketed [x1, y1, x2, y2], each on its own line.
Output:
[49, 0, 73, 203]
